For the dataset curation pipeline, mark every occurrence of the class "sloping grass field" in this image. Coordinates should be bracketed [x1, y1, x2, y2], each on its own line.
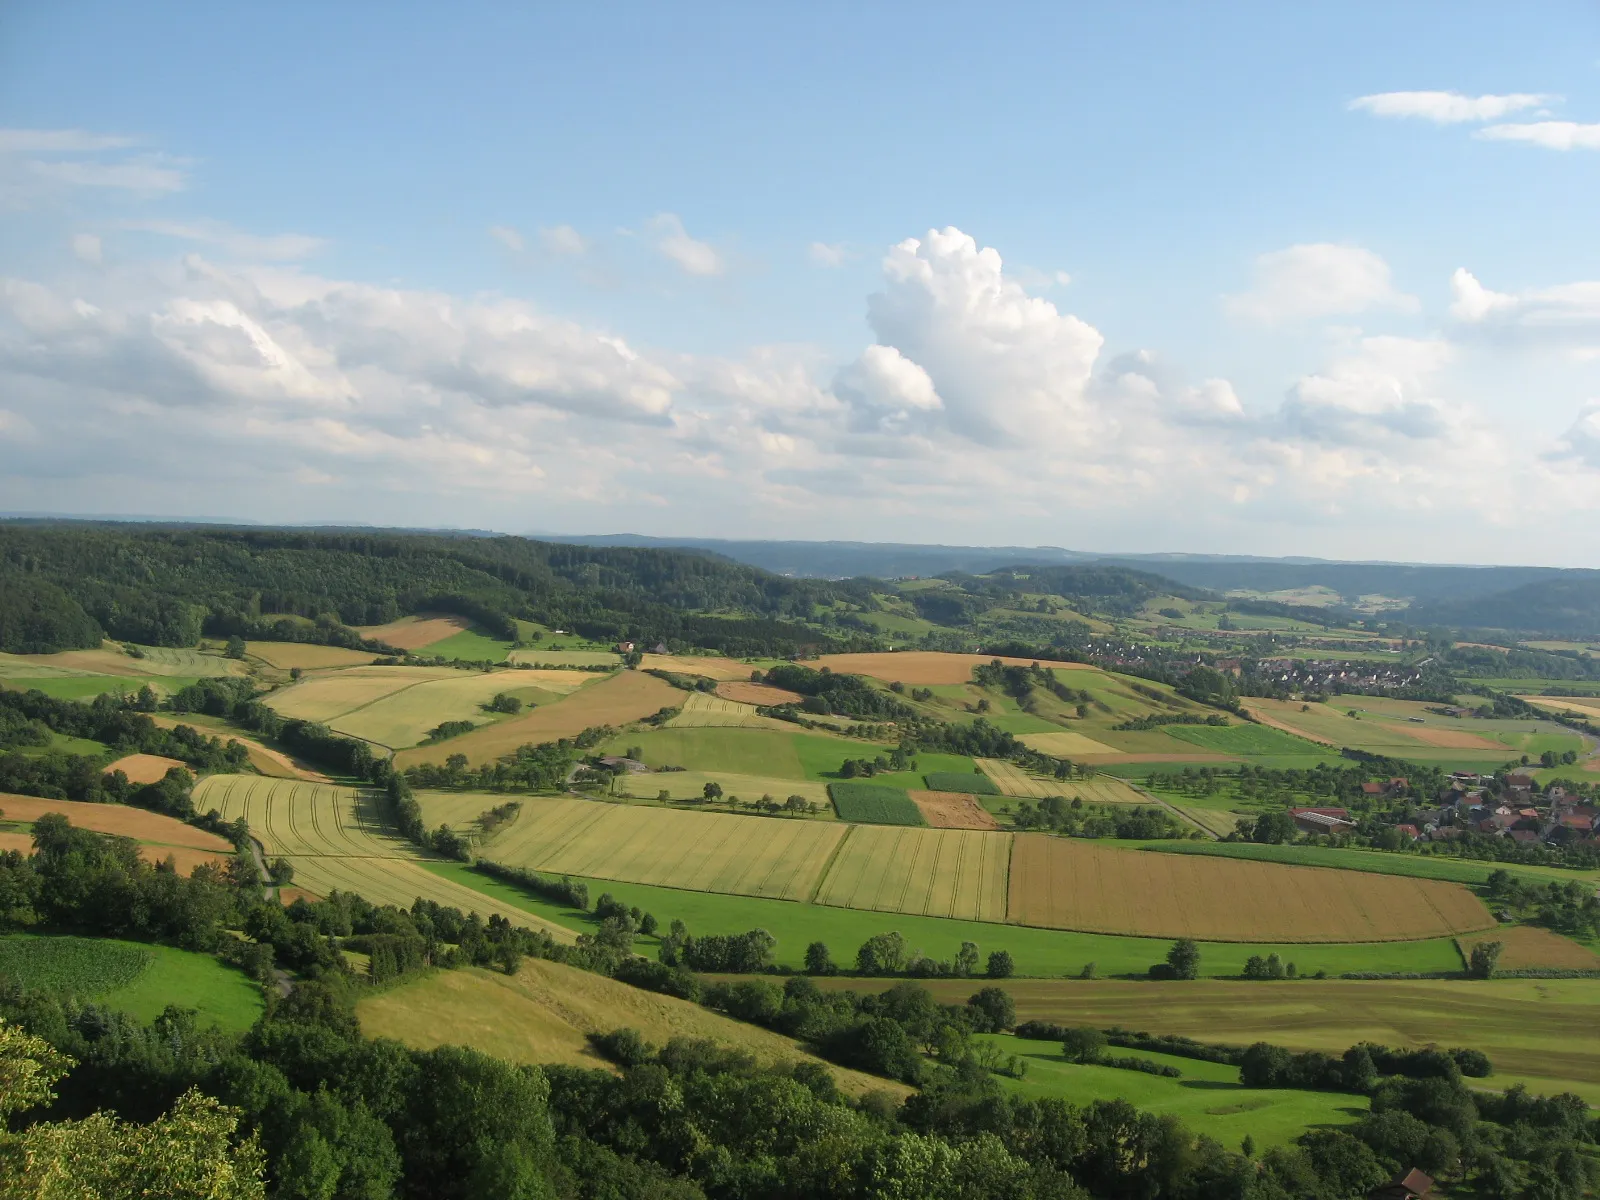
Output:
[358, 958, 908, 1099]
[812, 825, 1011, 922]
[1164, 723, 1322, 755]
[245, 642, 380, 670]
[828, 782, 926, 825]
[484, 796, 846, 900]
[1008, 833, 1495, 942]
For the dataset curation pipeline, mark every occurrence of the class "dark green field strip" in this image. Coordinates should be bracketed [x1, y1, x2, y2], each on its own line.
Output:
[828, 782, 926, 825]
[923, 771, 1000, 795]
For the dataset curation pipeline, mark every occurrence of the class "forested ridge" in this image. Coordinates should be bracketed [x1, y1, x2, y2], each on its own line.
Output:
[0, 523, 877, 655]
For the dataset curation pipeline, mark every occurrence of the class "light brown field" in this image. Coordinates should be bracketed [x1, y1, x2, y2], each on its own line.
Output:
[717, 680, 804, 705]
[1380, 723, 1504, 750]
[639, 654, 755, 680]
[508, 650, 623, 668]
[245, 642, 380, 670]
[0, 793, 233, 852]
[357, 959, 909, 1099]
[484, 795, 846, 900]
[1006, 834, 1495, 943]
[1458, 926, 1600, 971]
[265, 665, 463, 723]
[0, 831, 225, 875]
[810, 651, 1049, 686]
[355, 614, 472, 649]
[813, 825, 1012, 922]
[0, 646, 245, 679]
[909, 790, 1000, 830]
[148, 715, 331, 782]
[278, 887, 321, 905]
[665, 692, 791, 730]
[104, 753, 187, 784]
[1017, 731, 1118, 756]
[396, 670, 680, 768]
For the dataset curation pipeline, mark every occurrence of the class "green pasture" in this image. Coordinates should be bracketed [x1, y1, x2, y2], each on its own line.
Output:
[1165, 723, 1322, 756]
[981, 1035, 1364, 1147]
[1, 676, 158, 700]
[0, 934, 263, 1030]
[415, 628, 514, 662]
[428, 863, 1467, 978]
[1137, 840, 1600, 887]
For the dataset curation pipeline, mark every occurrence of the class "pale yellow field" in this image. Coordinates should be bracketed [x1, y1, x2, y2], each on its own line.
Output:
[0, 645, 243, 679]
[264, 665, 462, 723]
[613, 771, 830, 807]
[1527, 696, 1600, 722]
[416, 790, 522, 831]
[975, 758, 1057, 798]
[1059, 776, 1151, 806]
[1017, 731, 1117, 756]
[192, 775, 574, 939]
[484, 795, 846, 900]
[665, 691, 790, 730]
[638, 654, 756, 680]
[1007, 835, 1495, 942]
[1458, 926, 1600, 971]
[245, 642, 380, 669]
[358, 959, 909, 1099]
[813, 825, 1011, 923]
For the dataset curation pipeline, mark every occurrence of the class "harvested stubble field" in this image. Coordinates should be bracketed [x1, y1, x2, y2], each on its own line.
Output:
[975, 758, 1058, 798]
[613, 771, 830, 807]
[1457, 925, 1600, 971]
[245, 642, 379, 670]
[485, 796, 846, 901]
[828, 782, 926, 826]
[358, 958, 907, 1099]
[1007, 834, 1495, 942]
[1017, 731, 1120, 756]
[809, 651, 1045, 686]
[813, 825, 1012, 922]
[192, 776, 574, 939]
[265, 665, 464, 723]
[716, 680, 804, 705]
[1060, 776, 1155, 806]
[104, 753, 187, 784]
[638, 654, 754, 680]
[354, 614, 472, 649]
[0, 793, 232, 852]
[821, 976, 1600, 1102]
[396, 670, 678, 768]
[908, 790, 999, 830]
[666, 692, 789, 730]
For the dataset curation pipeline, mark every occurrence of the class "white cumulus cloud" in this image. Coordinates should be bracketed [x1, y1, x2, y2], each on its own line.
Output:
[1349, 91, 1551, 123]
[1450, 268, 1600, 347]
[1475, 121, 1600, 151]
[1225, 244, 1417, 324]
[645, 214, 723, 277]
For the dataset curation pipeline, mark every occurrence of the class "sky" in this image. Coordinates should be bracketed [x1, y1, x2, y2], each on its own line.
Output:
[2, 1, 1599, 565]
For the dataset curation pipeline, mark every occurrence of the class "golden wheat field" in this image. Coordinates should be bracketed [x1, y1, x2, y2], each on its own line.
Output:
[637, 654, 754, 680]
[974, 758, 1057, 798]
[483, 795, 845, 901]
[0, 793, 233, 851]
[396, 670, 680, 768]
[716, 680, 804, 705]
[1016, 731, 1119, 756]
[1006, 835, 1496, 942]
[191, 776, 574, 939]
[1458, 925, 1600, 971]
[812, 825, 1012, 922]
[665, 692, 789, 730]
[104, 753, 187, 784]
[245, 642, 381, 670]
[612, 771, 830, 807]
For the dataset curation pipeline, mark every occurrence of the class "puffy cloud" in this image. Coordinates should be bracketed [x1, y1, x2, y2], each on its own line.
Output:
[809, 242, 847, 267]
[1450, 268, 1600, 348]
[834, 344, 942, 427]
[645, 213, 722, 276]
[1280, 337, 1462, 445]
[1475, 121, 1600, 151]
[1349, 91, 1551, 123]
[1225, 244, 1417, 324]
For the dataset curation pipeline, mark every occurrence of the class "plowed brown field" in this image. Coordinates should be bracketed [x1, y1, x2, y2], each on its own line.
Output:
[909, 790, 999, 829]
[717, 680, 804, 705]
[1006, 834, 1495, 943]
[0, 793, 233, 852]
[356, 614, 472, 649]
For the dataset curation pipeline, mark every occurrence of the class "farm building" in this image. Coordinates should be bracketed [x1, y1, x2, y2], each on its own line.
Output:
[1289, 806, 1356, 836]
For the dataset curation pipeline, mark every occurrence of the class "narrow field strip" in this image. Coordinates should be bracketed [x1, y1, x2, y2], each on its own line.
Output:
[813, 825, 1011, 923]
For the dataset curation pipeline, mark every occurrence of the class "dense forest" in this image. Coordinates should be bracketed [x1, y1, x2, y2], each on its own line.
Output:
[0, 523, 880, 655]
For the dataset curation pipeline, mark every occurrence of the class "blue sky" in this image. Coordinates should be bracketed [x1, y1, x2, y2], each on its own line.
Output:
[2, 1, 1599, 563]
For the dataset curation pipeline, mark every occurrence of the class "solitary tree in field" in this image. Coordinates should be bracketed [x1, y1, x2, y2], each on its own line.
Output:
[702, 782, 723, 801]
[1060, 1026, 1106, 1064]
[985, 949, 1015, 979]
[1166, 938, 1201, 980]
[1469, 939, 1503, 980]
